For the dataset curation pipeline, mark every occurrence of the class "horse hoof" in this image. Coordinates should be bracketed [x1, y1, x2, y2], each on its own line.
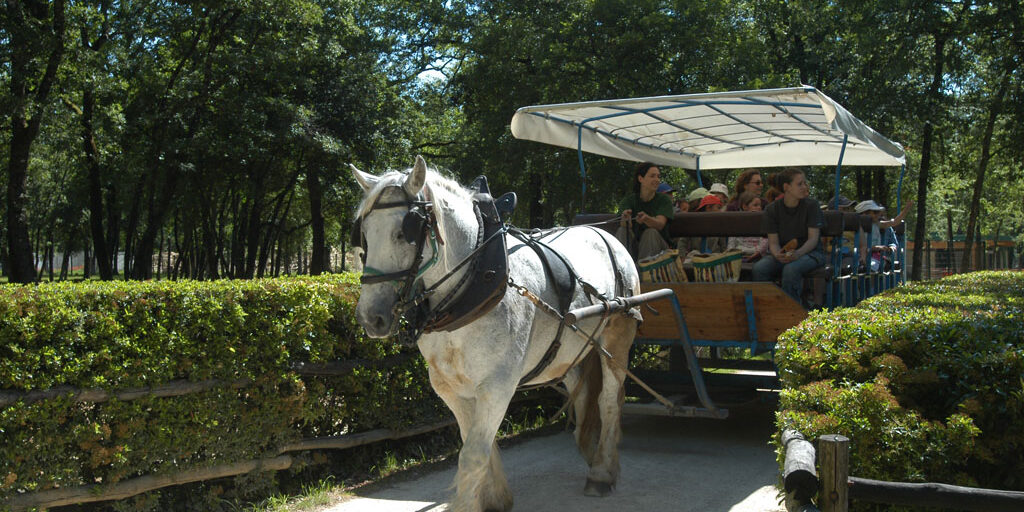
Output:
[584, 478, 614, 497]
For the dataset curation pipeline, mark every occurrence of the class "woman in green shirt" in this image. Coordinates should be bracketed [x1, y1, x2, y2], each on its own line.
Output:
[616, 162, 674, 260]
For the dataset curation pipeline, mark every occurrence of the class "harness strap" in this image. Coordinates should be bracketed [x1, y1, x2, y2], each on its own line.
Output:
[511, 229, 594, 387]
[585, 226, 629, 299]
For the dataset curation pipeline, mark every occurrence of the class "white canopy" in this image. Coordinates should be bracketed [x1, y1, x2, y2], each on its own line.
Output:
[510, 86, 905, 170]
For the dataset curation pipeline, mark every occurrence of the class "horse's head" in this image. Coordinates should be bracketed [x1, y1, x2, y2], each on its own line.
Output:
[349, 156, 436, 338]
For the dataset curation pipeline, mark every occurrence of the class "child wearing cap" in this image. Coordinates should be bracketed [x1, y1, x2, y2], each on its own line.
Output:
[690, 194, 726, 253]
[855, 199, 914, 272]
[709, 183, 729, 202]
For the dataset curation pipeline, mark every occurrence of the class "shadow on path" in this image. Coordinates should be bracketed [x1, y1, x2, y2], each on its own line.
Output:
[324, 404, 783, 512]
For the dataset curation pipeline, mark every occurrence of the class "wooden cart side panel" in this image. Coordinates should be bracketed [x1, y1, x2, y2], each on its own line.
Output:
[637, 282, 807, 343]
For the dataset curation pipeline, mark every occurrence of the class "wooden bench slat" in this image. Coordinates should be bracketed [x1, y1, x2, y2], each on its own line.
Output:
[638, 282, 806, 343]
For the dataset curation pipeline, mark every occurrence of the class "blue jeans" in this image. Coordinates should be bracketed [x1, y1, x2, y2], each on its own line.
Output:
[752, 251, 825, 302]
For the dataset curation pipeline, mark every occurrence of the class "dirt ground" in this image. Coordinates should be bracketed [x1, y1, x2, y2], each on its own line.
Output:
[322, 404, 786, 512]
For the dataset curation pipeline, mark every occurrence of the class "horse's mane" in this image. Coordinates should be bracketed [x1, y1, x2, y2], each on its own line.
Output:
[355, 166, 474, 220]
[356, 165, 476, 273]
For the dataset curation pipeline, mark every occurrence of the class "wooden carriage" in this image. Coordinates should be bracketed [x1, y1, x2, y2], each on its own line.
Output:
[513, 87, 910, 417]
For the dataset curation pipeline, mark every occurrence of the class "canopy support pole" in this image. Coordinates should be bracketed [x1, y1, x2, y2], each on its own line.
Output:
[577, 124, 587, 210]
[696, 157, 703, 188]
[833, 135, 848, 209]
[897, 163, 907, 284]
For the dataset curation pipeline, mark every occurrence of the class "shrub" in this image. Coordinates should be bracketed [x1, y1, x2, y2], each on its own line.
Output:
[775, 271, 1024, 492]
[0, 275, 447, 508]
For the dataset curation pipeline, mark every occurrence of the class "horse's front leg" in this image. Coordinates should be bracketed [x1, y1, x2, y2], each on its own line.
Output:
[429, 370, 515, 512]
[449, 388, 515, 512]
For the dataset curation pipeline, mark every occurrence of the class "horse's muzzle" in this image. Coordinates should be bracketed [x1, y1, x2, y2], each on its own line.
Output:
[355, 291, 400, 338]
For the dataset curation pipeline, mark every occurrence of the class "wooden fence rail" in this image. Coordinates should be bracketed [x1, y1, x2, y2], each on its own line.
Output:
[2, 352, 554, 511]
[5, 419, 457, 512]
[782, 431, 1024, 512]
[1, 351, 431, 511]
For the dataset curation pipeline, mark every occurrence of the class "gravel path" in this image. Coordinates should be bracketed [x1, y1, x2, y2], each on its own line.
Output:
[323, 405, 785, 512]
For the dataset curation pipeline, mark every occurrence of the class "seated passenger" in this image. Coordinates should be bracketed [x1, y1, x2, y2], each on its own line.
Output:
[684, 186, 709, 207]
[692, 194, 726, 253]
[726, 169, 764, 211]
[727, 191, 768, 261]
[673, 193, 690, 214]
[616, 162, 673, 260]
[823, 195, 866, 272]
[854, 199, 914, 272]
[697, 194, 724, 212]
[752, 169, 825, 304]
[709, 182, 730, 203]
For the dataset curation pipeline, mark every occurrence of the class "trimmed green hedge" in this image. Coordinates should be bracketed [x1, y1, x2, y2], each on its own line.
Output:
[775, 271, 1024, 494]
[0, 275, 447, 506]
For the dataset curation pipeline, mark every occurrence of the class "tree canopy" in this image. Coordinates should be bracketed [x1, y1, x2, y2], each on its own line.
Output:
[2, 0, 1021, 282]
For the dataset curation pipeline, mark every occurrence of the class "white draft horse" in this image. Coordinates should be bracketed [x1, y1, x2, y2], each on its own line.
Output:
[351, 156, 639, 512]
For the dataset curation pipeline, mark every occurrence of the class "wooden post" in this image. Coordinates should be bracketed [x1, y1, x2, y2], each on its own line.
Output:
[819, 434, 849, 512]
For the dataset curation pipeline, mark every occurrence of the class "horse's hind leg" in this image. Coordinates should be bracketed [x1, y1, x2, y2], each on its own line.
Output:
[574, 315, 636, 497]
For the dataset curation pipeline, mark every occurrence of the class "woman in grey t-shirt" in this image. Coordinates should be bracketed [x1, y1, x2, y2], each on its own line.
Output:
[752, 169, 825, 304]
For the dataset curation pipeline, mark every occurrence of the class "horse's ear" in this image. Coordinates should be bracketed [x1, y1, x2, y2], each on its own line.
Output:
[350, 163, 378, 193]
[403, 155, 427, 197]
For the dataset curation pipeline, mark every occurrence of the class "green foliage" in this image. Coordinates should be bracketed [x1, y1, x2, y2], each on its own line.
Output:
[0, 274, 448, 507]
[775, 271, 1024, 493]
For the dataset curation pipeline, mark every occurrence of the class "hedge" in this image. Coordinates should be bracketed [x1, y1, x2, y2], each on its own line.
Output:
[0, 275, 448, 509]
[774, 271, 1024, 496]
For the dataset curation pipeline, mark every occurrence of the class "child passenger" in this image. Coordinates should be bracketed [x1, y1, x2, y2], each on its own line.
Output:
[854, 199, 914, 272]
[727, 191, 769, 261]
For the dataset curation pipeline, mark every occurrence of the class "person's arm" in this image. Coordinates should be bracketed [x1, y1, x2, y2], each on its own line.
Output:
[791, 227, 820, 259]
[635, 212, 667, 230]
[767, 233, 782, 258]
[620, 209, 633, 227]
[879, 199, 914, 229]
[858, 227, 868, 263]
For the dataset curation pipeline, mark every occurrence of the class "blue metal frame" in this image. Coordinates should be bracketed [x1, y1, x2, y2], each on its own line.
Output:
[824, 134, 849, 309]
[743, 290, 759, 355]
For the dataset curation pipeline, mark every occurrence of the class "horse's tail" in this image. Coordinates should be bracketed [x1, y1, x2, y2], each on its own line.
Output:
[575, 347, 604, 465]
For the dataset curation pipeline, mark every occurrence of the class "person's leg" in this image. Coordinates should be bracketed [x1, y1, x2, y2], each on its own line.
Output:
[752, 254, 783, 282]
[615, 225, 635, 259]
[636, 229, 669, 260]
[780, 253, 824, 302]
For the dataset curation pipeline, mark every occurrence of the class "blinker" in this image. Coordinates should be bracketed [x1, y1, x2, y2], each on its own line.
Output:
[402, 206, 428, 244]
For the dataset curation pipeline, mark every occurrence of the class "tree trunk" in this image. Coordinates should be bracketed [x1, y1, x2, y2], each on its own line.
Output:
[7, 127, 39, 283]
[307, 163, 326, 275]
[131, 164, 181, 280]
[243, 171, 267, 279]
[81, 87, 114, 280]
[912, 34, 946, 281]
[529, 169, 543, 228]
[74, 6, 114, 281]
[960, 75, 1008, 272]
[200, 189, 220, 279]
[5, 0, 66, 284]
[947, 209, 955, 274]
[122, 178, 144, 279]
[59, 247, 71, 281]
